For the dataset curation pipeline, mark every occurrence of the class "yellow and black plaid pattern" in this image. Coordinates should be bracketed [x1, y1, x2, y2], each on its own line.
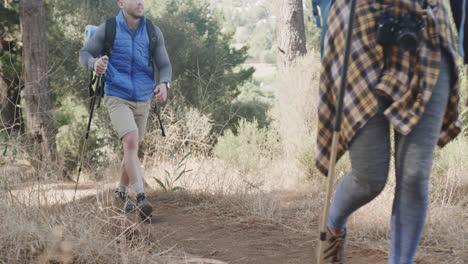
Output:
[316, 0, 462, 176]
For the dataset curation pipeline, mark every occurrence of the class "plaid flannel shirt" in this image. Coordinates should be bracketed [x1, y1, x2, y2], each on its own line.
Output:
[316, 0, 462, 176]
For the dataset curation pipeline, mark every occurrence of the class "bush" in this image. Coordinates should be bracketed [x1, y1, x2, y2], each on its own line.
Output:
[55, 94, 120, 179]
[143, 104, 213, 159]
[151, 0, 255, 131]
[230, 99, 271, 130]
[214, 118, 280, 177]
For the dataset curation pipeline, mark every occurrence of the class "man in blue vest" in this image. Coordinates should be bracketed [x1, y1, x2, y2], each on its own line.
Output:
[79, 0, 172, 220]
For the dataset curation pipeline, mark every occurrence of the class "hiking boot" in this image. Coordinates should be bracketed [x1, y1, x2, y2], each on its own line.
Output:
[114, 190, 136, 214]
[323, 227, 346, 263]
[136, 193, 153, 220]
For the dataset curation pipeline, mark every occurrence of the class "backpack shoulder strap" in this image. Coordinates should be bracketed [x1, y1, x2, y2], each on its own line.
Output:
[146, 18, 158, 67]
[312, 0, 322, 28]
[103, 17, 116, 57]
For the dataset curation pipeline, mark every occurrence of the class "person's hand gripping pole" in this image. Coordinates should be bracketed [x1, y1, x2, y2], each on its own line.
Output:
[94, 56, 109, 76]
[73, 56, 109, 202]
[153, 83, 168, 137]
[95, 57, 107, 108]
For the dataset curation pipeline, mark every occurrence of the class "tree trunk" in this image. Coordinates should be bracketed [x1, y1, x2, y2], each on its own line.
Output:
[20, 0, 56, 162]
[276, 0, 307, 71]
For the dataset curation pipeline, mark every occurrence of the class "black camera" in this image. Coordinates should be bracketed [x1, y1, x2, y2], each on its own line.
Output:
[376, 13, 424, 52]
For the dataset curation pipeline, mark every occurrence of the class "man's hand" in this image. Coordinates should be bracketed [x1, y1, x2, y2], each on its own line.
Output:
[94, 56, 109, 75]
[154, 83, 168, 103]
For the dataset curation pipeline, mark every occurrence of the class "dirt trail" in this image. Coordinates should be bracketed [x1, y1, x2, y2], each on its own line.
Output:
[12, 183, 431, 263]
[136, 192, 391, 264]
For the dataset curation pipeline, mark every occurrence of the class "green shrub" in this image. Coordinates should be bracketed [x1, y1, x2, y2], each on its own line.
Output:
[214, 118, 280, 176]
[230, 99, 271, 130]
[152, 0, 255, 131]
[55, 95, 119, 178]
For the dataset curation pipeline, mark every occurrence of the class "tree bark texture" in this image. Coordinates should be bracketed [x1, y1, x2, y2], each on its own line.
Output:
[276, 0, 307, 71]
[20, 0, 56, 161]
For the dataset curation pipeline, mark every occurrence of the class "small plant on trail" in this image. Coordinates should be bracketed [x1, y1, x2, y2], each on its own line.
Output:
[153, 151, 192, 192]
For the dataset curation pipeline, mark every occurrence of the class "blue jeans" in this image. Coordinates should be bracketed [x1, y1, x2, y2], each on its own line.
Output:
[327, 52, 451, 264]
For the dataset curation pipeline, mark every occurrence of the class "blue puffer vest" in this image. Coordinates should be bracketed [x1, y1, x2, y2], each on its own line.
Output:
[104, 10, 154, 101]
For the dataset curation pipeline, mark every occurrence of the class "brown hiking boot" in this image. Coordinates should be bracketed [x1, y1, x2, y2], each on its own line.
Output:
[323, 227, 346, 263]
[136, 193, 152, 221]
[114, 189, 136, 214]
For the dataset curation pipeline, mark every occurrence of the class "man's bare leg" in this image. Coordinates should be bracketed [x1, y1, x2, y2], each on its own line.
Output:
[121, 130, 152, 219]
[115, 156, 136, 213]
[119, 160, 129, 188]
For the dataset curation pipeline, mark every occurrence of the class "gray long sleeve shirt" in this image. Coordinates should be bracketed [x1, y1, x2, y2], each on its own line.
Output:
[79, 20, 172, 85]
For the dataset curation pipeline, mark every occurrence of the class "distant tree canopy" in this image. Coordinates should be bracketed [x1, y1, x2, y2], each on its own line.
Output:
[210, 0, 277, 63]
[156, 1, 255, 130]
[208, 0, 323, 63]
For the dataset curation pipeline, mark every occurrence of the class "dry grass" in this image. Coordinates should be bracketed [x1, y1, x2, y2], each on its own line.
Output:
[271, 55, 320, 161]
[1, 53, 466, 263]
[0, 189, 161, 264]
[1, 142, 466, 263]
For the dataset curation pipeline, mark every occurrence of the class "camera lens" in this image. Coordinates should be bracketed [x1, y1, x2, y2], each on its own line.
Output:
[395, 14, 423, 52]
[396, 29, 419, 52]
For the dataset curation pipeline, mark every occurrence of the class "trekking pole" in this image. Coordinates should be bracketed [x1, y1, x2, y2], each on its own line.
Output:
[154, 103, 166, 137]
[149, 58, 166, 137]
[73, 74, 104, 202]
[316, 0, 357, 262]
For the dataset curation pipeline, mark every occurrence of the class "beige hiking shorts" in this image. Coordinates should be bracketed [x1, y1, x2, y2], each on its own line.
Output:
[104, 95, 152, 142]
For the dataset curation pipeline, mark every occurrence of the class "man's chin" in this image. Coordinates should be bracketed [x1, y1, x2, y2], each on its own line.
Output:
[130, 12, 144, 19]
